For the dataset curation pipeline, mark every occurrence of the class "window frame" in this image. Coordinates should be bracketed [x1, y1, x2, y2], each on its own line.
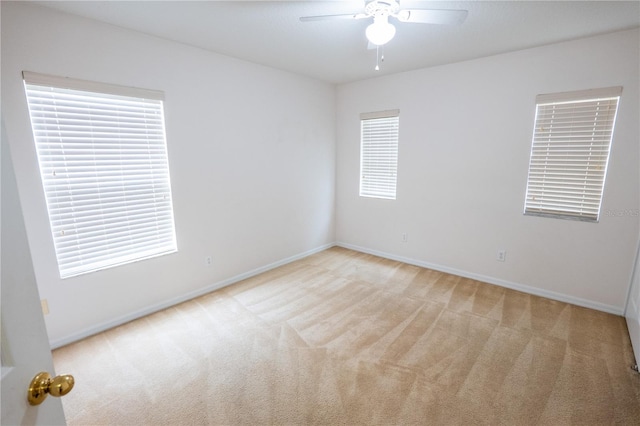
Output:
[359, 109, 400, 200]
[523, 86, 622, 223]
[23, 71, 178, 278]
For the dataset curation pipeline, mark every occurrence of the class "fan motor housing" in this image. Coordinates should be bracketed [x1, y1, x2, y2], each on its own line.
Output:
[365, 0, 400, 16]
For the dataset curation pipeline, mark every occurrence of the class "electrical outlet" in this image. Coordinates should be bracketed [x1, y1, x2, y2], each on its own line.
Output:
[205, 256, 212, 266]
[41, 299, 50, 315]
[496, 250, 506, 262]
[402, 233, 408, 243]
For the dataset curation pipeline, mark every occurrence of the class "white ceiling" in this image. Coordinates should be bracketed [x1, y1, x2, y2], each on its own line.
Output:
[35, 1, 640, 84]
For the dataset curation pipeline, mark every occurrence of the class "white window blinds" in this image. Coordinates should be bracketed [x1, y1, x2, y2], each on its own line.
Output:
[524, 87, 621, 222]
[360, 110, 400, 200]
[23, 71, 177, 278]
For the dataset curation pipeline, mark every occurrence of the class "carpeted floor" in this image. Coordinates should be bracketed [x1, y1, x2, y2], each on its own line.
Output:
[53, 246, 640, 425]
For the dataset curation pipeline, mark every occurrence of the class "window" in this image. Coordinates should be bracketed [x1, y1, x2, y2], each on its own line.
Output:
[23, 71, 177, 278]
[524, 87, 621, 222]
[360, 109, 399, 199]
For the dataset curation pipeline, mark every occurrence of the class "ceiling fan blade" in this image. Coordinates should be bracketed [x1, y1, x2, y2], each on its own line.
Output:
[395, 9, 468, 25]
[300, 13, 368, 22]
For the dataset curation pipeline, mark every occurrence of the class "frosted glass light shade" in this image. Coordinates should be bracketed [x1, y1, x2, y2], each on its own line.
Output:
[366, 15, 396, 46]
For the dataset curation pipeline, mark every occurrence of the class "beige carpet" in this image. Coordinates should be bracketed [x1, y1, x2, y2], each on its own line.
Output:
[53, 247, 640, 425]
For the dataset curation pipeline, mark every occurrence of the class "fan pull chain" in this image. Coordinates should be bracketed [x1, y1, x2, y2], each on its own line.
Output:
[374, 45, 386, 71]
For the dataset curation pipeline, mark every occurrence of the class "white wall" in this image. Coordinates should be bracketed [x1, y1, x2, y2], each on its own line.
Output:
[336, 29, 640, 314]
[3, 2, 638, 348]
[1, 2, 336, 346]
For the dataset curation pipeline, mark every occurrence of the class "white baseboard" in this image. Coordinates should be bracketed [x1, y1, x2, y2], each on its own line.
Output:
[50, 243, 335, 349]
[336, 242, 624, 316]
[52, 241, 625, 349]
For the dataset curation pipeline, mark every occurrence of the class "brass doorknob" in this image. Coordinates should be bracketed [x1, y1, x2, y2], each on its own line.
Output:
[28, 372, 75, 406]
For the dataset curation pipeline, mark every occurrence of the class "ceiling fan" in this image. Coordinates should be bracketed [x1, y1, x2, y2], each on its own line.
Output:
[300, 0, 468, 48]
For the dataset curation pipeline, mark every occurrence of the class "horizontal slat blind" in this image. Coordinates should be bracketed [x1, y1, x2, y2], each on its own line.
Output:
[360, 110, 399, 199]
[23, 73, 177, 278]
[524, 87, 621, 222]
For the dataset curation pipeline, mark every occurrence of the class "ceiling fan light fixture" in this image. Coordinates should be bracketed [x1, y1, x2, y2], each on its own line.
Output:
[366, 15, 396, 46]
